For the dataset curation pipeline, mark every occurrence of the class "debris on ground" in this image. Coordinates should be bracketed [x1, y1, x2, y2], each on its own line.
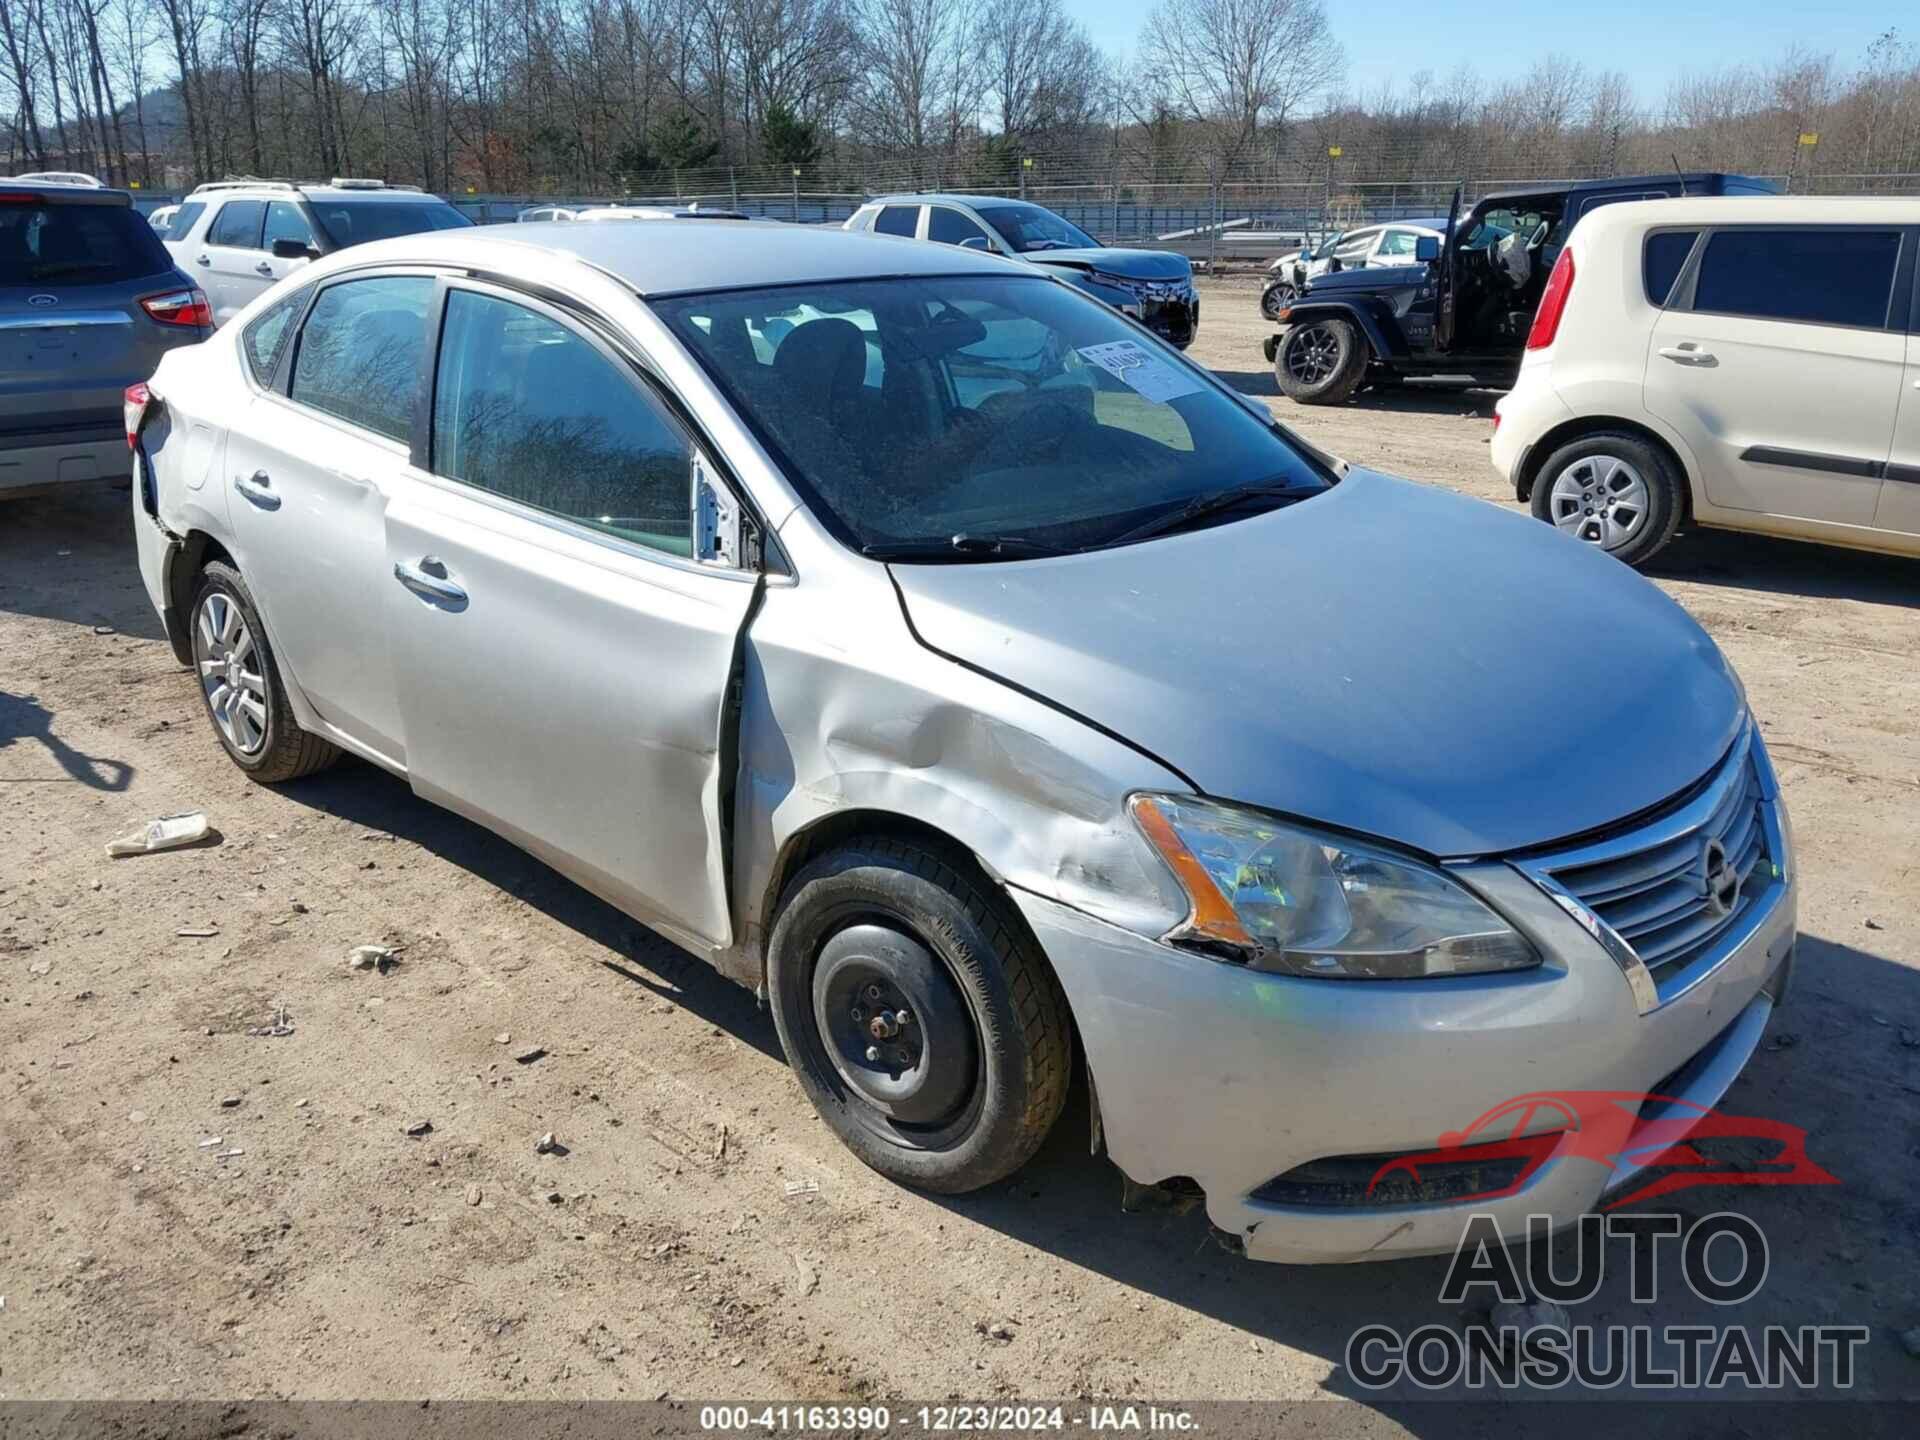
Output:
[404, 1120, 433, 1137]
[514, 1047, 547, 1065]
[977, 1320, 1015, 1343]
[107, 812, 212, 858]
[545, 1191, 564, 1205]
[782, 1179, 819, 1198]
[465, 1184, 483, 1206]
[534, 1132, 561, 1155]
[1865, 918, 1884, 930]
[176, 927, 220, 938]
[246, 1004, 295, 1038]
[494, 1033, 511, 1045]
[219, 1095, 243, 1109]
[792, 1253, 820, 1296]
[1490, 1299, 1571, 1334]
[197, 1137, 222, 1148]
[349, 944, 400, 973]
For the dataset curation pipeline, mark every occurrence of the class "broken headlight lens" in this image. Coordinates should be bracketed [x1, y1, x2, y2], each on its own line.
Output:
[1129, 794, 1539, 979]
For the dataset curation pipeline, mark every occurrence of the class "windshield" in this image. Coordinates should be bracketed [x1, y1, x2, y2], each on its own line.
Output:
[975, 202, 1096, 254]
[655, 275, 1329, 557]
[1311, 231, 1344, 259]
[307, 199, 473, 248]
[0, 197, 172, 284]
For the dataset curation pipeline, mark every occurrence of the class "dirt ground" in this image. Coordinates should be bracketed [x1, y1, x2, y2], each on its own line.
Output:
[2, 276, 1918, 1419]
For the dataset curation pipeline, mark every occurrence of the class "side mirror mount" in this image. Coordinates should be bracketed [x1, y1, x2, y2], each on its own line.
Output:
[1415, 235, 1440, 264]
[272, 237, 319, 260]
[692, 454, 741, 568]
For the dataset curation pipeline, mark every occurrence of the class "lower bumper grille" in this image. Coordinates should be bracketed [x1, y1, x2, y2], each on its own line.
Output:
[1252, 1143, 1538, 1209]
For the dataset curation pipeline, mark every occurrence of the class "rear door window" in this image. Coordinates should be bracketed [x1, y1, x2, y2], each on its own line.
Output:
[207, 200, 267, 249]
[155, 201, 204, 240]
[288, 274, 433, 442]
[430, 288, 693, 555]
[1691, 228, 1902, 329]
[873, 205, 920, 238]
[0, 196, 173, 284]
[1643, 230, 1699, 306]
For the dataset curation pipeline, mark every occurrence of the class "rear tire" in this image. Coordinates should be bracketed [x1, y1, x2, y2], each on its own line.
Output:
[190, 561, 340, 783]
[1274, 317, 1368, 405]
[766, 835, 1071, 1194]
[1530, 431, 1684, 568]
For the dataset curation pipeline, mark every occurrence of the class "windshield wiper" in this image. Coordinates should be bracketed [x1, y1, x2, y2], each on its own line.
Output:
[1104, 482, 1322, 548]
[861, 533, 1073, 563]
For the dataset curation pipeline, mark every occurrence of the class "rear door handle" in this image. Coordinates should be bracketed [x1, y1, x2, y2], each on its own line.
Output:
[1658, 345, 1715, 366]
[196, 253, 211, 266]
[254, 261, 274, 276]
[234, 469, 280, 509]
[394, 556, 468, 607]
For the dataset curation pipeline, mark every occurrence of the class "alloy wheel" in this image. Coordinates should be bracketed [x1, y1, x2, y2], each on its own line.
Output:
[1283, 323, 1342, 387]
[193, 591, 269, 755]
[1547, 454, 1651, 550]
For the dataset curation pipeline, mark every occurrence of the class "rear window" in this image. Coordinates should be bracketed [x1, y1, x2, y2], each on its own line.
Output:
[873, 205, 919, 238]
[0, 195, 173, 285]
[305, 199, 473, 248]
[1643, 230, 1698, 306]
[1692, 228, 1901, 329]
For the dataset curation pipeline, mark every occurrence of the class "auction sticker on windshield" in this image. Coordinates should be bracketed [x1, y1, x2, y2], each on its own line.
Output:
[1076, 340, 1204, 404]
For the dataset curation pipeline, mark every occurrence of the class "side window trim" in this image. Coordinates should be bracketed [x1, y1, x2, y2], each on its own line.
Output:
[420, 277, 763, 575]
[242, 285, 320, 396]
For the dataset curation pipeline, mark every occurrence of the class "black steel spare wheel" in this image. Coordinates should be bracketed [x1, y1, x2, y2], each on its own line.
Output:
[766, 835, 1071, 1193]
[811, 923, 977, 1127]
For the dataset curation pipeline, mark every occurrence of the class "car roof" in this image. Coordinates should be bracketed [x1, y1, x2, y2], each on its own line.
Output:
[1476, 173, 1769, 208]
[1571, 194, 1920, 233]
[325, 219, 1030, 296]
[865, 193, 1040, 211]
[0, 180, 132, 207]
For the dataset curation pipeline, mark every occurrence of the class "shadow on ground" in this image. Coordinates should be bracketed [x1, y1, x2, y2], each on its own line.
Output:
[0, 688, 135, 790]
[0, 484, 169, 640]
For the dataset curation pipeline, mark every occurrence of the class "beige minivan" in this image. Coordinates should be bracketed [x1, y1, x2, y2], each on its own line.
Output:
[1492, 197, 1920, 566]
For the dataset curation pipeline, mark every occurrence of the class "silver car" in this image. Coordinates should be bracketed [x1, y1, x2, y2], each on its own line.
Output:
[131, 223, 1796, 1262]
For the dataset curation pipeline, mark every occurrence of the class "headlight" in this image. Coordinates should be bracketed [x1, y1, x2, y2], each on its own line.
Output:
[1128, 794, 1540, 979]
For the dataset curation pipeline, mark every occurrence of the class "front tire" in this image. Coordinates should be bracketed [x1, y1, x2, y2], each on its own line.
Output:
[766, 836, 1072, 1194]
[1260, 281, 1294, 320]
[1274, 317, 1368, 405]
[1530, 432, 1684, 568]
[190, 561, 340, 782]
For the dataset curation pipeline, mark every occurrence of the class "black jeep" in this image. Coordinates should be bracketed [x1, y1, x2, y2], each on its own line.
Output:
[1262, 172, 1777, 405]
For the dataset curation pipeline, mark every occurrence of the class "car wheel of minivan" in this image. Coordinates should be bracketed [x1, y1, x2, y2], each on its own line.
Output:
[190, 562, 340, 782]
[1274, 318, 1367, 405]
[1531, 432, 1683, 568]
[766, 836, 1072, 1194]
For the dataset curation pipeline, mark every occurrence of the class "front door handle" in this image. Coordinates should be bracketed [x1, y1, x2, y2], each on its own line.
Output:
[234, 469, 280, 509]
[196, 253, 211, 266]
[1658, 344, 1716, 366]
[394, 556, 468, 607]
[254, 261, 274, 276]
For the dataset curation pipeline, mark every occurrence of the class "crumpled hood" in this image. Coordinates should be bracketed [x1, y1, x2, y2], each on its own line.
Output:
[890, 470, 1744, 858]
[1027, 248, 1192, 282]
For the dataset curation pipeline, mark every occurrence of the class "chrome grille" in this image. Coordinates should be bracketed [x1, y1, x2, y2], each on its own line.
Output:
[1518, 727, 1785, 1004]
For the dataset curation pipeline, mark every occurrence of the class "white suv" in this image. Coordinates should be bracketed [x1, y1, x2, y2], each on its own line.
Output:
[162, 178, 472, 324]
[1492, 197, 1920, 567]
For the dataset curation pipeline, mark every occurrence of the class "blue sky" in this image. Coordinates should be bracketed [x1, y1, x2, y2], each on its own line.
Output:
[1064, 0, 1901, 104]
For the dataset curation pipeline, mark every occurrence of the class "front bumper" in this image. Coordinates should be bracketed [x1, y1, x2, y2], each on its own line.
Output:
[1014, 840, 1797, 1265]
[1139, 292, 1199, 350]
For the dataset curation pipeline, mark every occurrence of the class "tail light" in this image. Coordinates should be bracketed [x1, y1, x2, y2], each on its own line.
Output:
[124, 382, 155, 449]
[139, 287, 213, 328]
[1525, 249, 1575, 351]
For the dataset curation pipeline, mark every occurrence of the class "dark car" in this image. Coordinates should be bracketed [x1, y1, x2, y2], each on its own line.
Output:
[845, 194, 1200, 349]
[2, 180, 210, 497]
[1262, 172, 1778, 405]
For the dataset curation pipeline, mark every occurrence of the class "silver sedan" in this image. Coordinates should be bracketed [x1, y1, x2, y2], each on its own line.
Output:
[132, 222, 1795, 1262]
